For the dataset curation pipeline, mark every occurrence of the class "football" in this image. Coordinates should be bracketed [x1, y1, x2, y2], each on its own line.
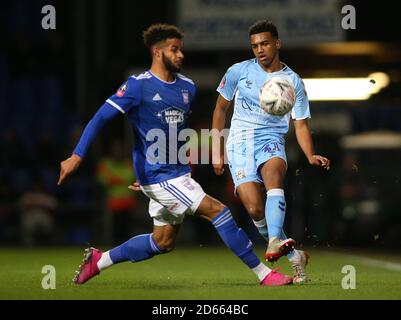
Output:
[259, 77, 296, 116]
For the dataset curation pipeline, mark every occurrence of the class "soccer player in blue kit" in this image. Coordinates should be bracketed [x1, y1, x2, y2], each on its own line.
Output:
[58, 24, 292, 286]
[212, 20, 330, 283]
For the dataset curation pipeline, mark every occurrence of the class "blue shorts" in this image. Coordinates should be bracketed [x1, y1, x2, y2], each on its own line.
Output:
[226, 135, 287, 192]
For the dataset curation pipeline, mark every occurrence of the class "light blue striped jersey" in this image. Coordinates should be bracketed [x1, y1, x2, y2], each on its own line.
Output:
[217, 59, 310, 145]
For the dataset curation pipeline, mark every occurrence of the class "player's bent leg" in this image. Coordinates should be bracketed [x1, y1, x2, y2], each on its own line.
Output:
[73, 225, 179, 285]
[152, 224, 180, 253]
[259, 157, 287, 191]
[237, 182, 266, 221]
[108, 228, 171, 264]
[195, 194, 225, 220]
[237, 182, 268, 240]
[196, 195, 292, 286]
[260, 157, 295, 262]
[260, 158, 286, 240]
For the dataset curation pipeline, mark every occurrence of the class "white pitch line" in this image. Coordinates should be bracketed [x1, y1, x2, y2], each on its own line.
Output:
[338, 254, 401, 272]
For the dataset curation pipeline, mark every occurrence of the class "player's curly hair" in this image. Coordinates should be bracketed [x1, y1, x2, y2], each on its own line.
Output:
[248, 19, 279, 39]
[143, 23, 184, 48]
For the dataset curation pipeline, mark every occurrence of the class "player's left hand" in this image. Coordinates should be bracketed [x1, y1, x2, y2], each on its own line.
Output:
[212, 154, 225, 175]
[308, 155, 330, 170]
[128, 181, 141, 192]
[57, 154, 82, 185]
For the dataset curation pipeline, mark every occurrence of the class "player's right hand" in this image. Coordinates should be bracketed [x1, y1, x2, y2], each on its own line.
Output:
[57, 154, 82, 186]
[213, 154, 225, 175]
[128, 181, 141, 192]
[308, 155, 330, 171]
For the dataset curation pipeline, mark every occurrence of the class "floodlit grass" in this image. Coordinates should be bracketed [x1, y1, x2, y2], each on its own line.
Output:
[0, 247, 400, 300]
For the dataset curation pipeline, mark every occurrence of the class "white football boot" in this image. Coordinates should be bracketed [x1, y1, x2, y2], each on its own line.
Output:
[291, 250, 310, 284]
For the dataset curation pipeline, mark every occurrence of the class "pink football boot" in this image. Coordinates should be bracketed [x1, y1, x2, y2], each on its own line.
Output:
[260, 268, 293, 286]
[73, 247, 102, 284]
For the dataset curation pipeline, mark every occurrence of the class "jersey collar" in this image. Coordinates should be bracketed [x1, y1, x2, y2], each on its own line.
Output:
[255, 60, 288, 74]
[149, 70, 177, 84]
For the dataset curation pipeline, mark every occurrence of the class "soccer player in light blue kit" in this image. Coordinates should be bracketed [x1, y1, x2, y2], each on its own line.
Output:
[58, 24, 292, 286]
[212, 20, 330, 283]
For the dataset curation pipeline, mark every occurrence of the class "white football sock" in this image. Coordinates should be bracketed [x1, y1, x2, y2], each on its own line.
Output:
[252, 218, 269, 241]
[97, 251, 113, 271]
[252, 262, 271, 281]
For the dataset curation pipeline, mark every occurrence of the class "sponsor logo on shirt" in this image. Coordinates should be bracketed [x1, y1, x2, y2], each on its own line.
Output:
[240, 97, 253, 111]
[152, 93, 163, 101]
[157, 107, 185, 125]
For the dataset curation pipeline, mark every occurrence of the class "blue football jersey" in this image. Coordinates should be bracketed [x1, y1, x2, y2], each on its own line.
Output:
[217, 59, 310, 146]
[106, 71, 196, 185]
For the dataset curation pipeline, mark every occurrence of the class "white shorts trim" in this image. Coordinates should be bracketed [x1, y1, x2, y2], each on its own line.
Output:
[141, 174, 206, 226]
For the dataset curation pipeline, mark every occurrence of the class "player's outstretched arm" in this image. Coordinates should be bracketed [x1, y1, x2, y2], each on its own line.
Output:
[212, 95, 231, 175]
[293, 119, 330, 170]
[57, 103, 121, 186]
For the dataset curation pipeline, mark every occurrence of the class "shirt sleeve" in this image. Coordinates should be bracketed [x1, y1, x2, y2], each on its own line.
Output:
[291, 76, 311, 120]
[216, 63, 242, 101]
[106, 77, 142, 114]
[73, 103, 121, 158]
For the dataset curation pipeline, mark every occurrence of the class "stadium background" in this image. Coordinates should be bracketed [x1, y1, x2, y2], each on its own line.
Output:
[0, 0, 400, 253]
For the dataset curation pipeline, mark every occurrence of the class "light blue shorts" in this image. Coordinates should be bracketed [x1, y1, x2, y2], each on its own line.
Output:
[226, 135, 287, 192]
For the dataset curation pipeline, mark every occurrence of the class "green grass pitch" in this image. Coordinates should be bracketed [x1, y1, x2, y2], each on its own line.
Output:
[1, 247, 400, 300]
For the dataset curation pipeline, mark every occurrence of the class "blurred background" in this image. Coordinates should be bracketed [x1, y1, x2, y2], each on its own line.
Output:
[0, 0, 400, 250]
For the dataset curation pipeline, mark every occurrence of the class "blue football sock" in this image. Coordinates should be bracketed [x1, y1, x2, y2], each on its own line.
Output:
[212, 208, 260, 269]
[265, 189, 286, 239]
[109, 233, 164, 263]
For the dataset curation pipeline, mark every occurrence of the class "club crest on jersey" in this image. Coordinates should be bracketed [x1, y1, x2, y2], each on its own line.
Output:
[116, 83, 127, 97]
[181, 90, 189, 104]
[158, 107, 185, 125]
[236, 170, 246, 180]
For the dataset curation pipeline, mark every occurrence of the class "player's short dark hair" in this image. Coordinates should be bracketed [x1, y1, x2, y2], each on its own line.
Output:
[143, 23, 184, 48]
[248, 19, 279, 39]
